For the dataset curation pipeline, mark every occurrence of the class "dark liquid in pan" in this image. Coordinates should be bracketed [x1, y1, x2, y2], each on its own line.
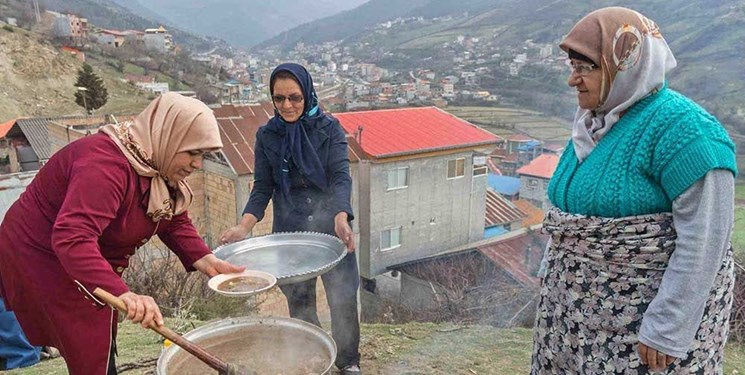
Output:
[218, 276, 270, 293]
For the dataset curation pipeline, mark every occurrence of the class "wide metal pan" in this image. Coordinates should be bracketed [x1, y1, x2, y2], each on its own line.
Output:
[156, 316, 336, 375]
[212, 232, 347, 285]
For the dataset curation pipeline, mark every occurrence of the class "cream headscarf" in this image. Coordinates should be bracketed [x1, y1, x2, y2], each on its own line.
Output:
[100, 92, 223, 221]
[560, 7, 677, 161]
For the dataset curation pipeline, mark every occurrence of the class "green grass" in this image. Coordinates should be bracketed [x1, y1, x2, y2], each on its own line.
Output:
[734, 207, 745, 259]
[10, 321, 745, 374]
[447, 105, 571, 141]
[737, 181, 745, 202]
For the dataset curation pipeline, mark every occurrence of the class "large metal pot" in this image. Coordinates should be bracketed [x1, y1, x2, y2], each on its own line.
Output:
[156, 316, 336, 375]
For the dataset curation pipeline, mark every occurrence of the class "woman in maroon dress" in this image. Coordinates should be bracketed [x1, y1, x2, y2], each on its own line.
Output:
[0, 93, 243, 374]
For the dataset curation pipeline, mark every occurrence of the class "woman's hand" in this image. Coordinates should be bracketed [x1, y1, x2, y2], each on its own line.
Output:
[219, 224, 250, 245]
[193, 254, 245, 277]
[118, 292, 164, 328]
[638, 342, 676, 372]
[334, 212, 355, 253]
[219, 214, 258, 245]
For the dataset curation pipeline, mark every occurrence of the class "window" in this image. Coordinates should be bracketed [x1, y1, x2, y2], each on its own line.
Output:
[473, 166, 487, 176]
[380, 227, 402, 250]
[386, 167, 409, 190]
[447, 158, 466, 179]
[529, 179, 538, 190]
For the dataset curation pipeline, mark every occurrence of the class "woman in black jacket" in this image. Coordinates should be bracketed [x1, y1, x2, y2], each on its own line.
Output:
[220, 63, 361, 374]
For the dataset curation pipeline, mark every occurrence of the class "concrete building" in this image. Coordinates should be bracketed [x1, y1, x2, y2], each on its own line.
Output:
[515, 153, 559, 211]
[122, 30, 145, 46]
[144, 26, 173, 53]
[94, 29, 127, 48]
[334, 107, 500, 278]
[51, 13, 88, 45]
[137, 82, 170, 95]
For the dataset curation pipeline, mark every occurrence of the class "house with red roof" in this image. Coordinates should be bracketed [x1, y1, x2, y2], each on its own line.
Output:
[515, 153, 560, 211]
[334, 106, 499, 278]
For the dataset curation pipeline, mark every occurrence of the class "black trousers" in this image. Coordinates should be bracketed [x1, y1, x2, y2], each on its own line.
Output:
[279, 252, 361, 369]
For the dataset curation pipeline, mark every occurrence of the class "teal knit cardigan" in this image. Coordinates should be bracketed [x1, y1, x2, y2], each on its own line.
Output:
[547, 86, 737, 217]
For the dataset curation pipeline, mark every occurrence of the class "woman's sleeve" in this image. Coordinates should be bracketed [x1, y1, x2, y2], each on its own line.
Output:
[243, 129, 275, 221]
[51, 159, 131, 297]
[327, 119, 354, 220]
[158, 212, 212, 271]
[639, 169, 734, 358]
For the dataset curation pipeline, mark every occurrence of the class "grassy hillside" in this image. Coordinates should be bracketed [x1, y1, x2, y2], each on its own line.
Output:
[9, 319, 745, 374]
[0, 24, 151, 120]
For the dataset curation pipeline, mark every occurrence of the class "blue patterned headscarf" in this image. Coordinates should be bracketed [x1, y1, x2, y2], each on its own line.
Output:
[266, 63, 328, 205]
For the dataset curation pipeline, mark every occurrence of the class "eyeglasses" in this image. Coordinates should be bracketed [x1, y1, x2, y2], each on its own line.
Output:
[272, 94, 304, 104]
[567, 60, 597, 76]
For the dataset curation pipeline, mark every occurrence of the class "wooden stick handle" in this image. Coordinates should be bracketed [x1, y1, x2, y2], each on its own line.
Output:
[92, 288, 230, 374]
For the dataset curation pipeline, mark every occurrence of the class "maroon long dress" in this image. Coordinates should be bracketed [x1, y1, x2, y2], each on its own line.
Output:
[0, 133, 211, 374]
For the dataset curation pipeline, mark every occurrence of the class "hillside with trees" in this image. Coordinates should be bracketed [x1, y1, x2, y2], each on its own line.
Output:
[259, 0, 745, 144]
[0, 23, 151, 119]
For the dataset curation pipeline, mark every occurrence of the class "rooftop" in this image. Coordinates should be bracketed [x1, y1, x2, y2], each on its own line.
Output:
[487, 174, 521, 196]
[477, 229, 547, 288]
[211, 103, 365, 176]
[513, 199, 545, 227]
[335, 107, 499, 159]
[3, 115, 135, 161]
[515, 153, 559, 179]
[485, 189, 525, 227]
[212, 102, 274, 175]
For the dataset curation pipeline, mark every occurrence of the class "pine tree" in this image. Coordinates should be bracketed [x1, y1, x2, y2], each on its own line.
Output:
[74, 63, 108, 114]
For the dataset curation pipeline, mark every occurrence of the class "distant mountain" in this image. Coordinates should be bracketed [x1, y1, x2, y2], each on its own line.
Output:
[111, 0, 369, 48]
[262, 0, 742, 49]
[106, 0, 172, 26]
[40, 0, 227, 52]
[257, 0, 435, 49]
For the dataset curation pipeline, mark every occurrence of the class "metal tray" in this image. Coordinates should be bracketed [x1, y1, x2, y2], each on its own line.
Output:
[212, 232, 347, 285]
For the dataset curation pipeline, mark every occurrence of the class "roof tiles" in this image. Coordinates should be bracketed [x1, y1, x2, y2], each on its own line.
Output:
[485, 190, 525, 227]
[335, 107, 499, 158]
[515, 154, 559, 179]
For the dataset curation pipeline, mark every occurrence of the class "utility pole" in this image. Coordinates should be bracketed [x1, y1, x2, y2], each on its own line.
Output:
[33, 0, 41, 22]
[76, 87, 88, 115]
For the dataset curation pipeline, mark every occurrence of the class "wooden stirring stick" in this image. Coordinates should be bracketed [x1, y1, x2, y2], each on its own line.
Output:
[93, 288, 253, 375]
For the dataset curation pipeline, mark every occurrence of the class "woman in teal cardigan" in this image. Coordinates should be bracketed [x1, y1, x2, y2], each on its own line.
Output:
[531, 7, 737, 375]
